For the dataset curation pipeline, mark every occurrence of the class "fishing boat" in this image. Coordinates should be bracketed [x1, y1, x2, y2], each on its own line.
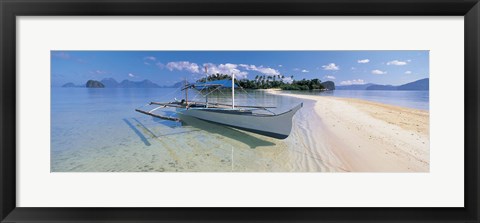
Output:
[135, 74, 302, 139]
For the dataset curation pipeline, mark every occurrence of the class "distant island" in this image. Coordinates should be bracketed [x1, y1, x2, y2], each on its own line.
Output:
[336, 78, 429, 91]
[100, 78, 161, 88]
[86, 80, 105, 88]
[62, 82, 83, 88]
[61, 75, 336, 90]
[63, 78, 161, 88]
[62, 77, 427, 91]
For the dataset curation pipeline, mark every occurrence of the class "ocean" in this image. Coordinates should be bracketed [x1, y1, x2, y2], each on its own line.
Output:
[51, 88, 429, 172]
[285, 90, 429, 111]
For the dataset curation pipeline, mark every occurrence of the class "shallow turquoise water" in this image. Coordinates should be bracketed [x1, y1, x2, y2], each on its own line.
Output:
[51, 88, 299, 172]
[51, 88, 429, 172]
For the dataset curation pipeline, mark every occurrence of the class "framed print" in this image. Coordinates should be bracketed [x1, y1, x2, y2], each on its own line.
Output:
[1, 0, 479, 222]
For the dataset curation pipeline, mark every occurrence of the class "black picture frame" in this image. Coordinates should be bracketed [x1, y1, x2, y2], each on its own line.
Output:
[1, 0, 479, 222]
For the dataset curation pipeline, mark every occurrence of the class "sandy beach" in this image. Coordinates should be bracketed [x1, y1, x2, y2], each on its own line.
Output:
[267, 89, 430, 172]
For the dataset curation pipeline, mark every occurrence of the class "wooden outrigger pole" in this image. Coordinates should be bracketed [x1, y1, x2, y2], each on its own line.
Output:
[190, 101, 276, 109]
[149, 102, 184, 107]
[134, 108, 180, 121]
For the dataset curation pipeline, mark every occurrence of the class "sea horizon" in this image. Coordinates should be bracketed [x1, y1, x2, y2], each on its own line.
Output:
[52, 86, 429, 110]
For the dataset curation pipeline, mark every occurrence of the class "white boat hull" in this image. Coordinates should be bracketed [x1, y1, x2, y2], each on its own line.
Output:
[177, 103, 302, 139]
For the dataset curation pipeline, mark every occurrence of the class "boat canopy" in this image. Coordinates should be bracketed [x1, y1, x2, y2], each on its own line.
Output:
[192, 80, 239, 90]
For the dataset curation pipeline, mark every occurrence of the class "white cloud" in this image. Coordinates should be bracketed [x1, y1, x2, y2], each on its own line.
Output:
[387, 60, 408, 66]
[405, 71, 412, 74]
[357, 59, 370, 63]
[166, 61, 200, 73]
[282, 77, 293, 84]
[301, 69, 309, 73]
[322, 63, 339, 70]
[128, 73, 135, 77]
[156, 62, 164, 69]
[257, 67, 280, 76]
[164, 61, 281, 79]
[278, 64, 283, 67]
[292, 68, 300, 71]
[205, 63, 248, 79]
[143, 56, 157, 65]
[238, 64, 280, 76]
[324, 75, 336, 80]
[144, 56, 156, 61]
[340, 79, 365, 85]
[371, 69, 387, 75]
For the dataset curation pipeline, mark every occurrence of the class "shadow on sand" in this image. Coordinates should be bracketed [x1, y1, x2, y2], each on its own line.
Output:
[123, 118, 151, 146]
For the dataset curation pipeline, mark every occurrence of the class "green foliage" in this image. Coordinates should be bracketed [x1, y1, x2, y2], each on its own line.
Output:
[197, 73, 231, 82]
[197, 73, 328, 91]
[278, 78, 325, 90]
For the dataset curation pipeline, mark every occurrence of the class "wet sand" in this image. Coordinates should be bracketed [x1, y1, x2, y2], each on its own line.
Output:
[268, 90, 430, 172]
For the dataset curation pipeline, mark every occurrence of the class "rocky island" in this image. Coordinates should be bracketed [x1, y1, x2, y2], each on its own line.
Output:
[86, 80, 105, 88]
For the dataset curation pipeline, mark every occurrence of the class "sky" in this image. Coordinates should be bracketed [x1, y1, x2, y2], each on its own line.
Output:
[51, 51, 429, 87]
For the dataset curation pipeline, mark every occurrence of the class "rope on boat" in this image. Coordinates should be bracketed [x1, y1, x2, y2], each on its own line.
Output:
[190, 84, 229, 106]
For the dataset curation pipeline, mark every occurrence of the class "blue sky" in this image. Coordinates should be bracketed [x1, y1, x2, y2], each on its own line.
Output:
[51, 51, 429, 87]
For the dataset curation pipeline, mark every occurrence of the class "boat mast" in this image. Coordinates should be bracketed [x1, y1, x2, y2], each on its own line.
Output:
[205, 66, 208, 108]
[184, 78, 188, 108]
[232, 73, 235, 109]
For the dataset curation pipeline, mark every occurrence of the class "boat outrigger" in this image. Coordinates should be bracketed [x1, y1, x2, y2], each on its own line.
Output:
[135, 73, 302, 139]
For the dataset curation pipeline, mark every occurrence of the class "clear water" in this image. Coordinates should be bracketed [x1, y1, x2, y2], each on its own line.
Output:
[285, 90, 429, 111]
[51, 88, 429, 172]
[51, 88, 301, 172]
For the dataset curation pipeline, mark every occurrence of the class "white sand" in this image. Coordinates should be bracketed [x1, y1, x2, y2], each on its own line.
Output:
[268, 90, 430, 172]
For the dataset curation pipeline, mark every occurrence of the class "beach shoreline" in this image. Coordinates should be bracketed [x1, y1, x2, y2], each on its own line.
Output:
[267, 89, 430, 172]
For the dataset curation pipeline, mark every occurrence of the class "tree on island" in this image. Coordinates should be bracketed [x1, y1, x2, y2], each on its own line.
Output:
[196, 73, 333, 90]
